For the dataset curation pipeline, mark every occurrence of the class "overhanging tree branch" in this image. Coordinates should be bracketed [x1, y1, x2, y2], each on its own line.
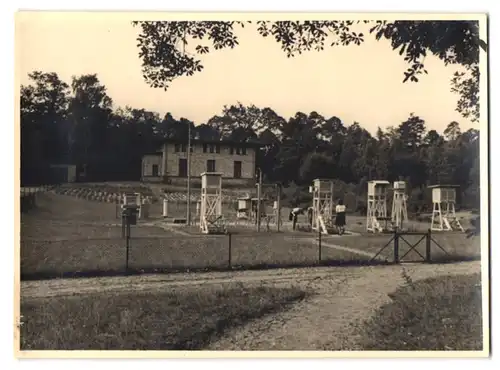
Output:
[132, 20, 485, 123]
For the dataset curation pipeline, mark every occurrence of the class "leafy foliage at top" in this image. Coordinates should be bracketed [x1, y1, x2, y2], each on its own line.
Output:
[132, 20, 485, 122]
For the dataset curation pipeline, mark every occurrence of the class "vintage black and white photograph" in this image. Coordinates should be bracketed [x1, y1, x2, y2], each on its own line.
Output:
[16, 11, 489, 355]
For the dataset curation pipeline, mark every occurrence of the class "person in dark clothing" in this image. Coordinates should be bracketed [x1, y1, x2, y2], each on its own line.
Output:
[290, 207, 303, 231]
[335, 199, 346, 235]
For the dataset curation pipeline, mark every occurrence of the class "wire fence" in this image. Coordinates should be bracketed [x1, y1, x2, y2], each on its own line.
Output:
[20, 225, 481, 281]
[19, 186, 481, 280]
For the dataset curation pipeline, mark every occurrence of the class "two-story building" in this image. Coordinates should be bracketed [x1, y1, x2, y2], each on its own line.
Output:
[141, 138, 262, 187]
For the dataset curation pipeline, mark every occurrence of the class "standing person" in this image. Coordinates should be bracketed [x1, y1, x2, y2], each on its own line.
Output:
[290, 206, 303, 231]
[252, 201, 258, 225]
[335, 199, 347, 235]
[307, 206, 313, 226]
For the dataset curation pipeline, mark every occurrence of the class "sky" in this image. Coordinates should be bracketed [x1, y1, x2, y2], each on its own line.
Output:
[16, 12, 478, 135]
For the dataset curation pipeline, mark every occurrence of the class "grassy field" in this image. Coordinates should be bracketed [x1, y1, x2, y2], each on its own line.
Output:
[354, 272, 483, 351]
[21, 192, 373, 279]
[21, 231, 374, 278]
[21, 191, 479, 279]
[20, 284, 307, 350]
[326, 232, 481, 263]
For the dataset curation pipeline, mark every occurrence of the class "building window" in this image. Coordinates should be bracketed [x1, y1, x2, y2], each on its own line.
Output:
[229, 146, 234, 155]
[203, 144, 208, 153]
[236, 147, 241, 155]
[209, 144, 215, 153]
[152, 164, 159, 177]
[189, 144, 194, 153]
[181, 143, 187, 152]
[242, 147, 247, 155]
[174, 144, 180, 153]
[207, 159, 216, 172]
[178, 158, 187, 177]
[233, 161, 242, 179]
[215, 144, 221, 154]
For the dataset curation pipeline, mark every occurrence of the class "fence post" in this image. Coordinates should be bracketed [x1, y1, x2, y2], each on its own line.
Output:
[228, 232, 232, 269]
[125, 221, 131, 273]
[318, 227, 322, 262]
[121, 213, 125, 238]
[393, 230, 399, 263]
[426, 229, 432, 262]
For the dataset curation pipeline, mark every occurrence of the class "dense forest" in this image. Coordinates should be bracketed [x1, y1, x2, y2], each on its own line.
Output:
[20, 70, 480, 213]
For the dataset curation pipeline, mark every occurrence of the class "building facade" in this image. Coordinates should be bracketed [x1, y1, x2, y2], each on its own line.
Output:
[141, 139, 260, 187]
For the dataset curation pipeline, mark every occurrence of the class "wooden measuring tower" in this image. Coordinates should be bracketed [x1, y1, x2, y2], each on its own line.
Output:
[367, 180, 390, 233]
[310, 179, 335, 235]
[200, 172, 227, 234]
[429, 184, 464, 232]
[391, 181, 408, 230]
[122, 192, 144, 219]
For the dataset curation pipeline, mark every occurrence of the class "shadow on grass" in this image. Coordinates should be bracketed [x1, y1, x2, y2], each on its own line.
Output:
[397, 255, 481, 265]
[21, 255, 480, 281]
[21, 285, 308, 350]
[351, 272, 483, 351]
[425, 255, 482, 264]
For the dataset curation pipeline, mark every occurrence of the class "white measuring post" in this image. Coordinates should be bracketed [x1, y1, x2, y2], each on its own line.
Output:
[194, 199, 201, 226]
[200, 172, 226, 234]
[429, 185, 464, 232]
[391, 181, 408, 230]
[311, 179, 334, 234]
[367, 180, 390, 233]
[237, 196, 251, 220]
[123, 192, 142, 217]
[163, 197, 169, 218]
[136, 193, 143, 218]
[141, 197, 150, 219]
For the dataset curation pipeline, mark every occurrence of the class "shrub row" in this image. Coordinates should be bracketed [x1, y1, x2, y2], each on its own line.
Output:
[55, 187, 155, 204]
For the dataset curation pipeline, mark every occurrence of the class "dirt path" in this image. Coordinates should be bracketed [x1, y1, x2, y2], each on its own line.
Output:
[205, 261, 481, 350]
[20, 266, 356, 298]
[20, 260, 481, 350]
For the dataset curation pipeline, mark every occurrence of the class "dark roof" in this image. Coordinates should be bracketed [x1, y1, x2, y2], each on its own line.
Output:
[162, 138, 263, 148]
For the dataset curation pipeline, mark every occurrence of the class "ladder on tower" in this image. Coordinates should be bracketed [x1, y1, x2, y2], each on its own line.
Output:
[430, 202, 465, 232]
[429, 185, 464, 233]
[311, 179, 335, 235]
[201, 215, 227, 234]
[366, 180, 391, 233]
[200, 172, 227, 235]
[367, 205, 391, 233]
[318, 215, 336, 235]
[444, 216, 464, 232]
[200, 195, 227, 234]
[370, 216, 382, 233]
[391, 193, 408, 230]
[368, 216, 392, 233]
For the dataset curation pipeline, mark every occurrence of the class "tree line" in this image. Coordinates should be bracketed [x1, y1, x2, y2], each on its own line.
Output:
[20, 70, 479, 212]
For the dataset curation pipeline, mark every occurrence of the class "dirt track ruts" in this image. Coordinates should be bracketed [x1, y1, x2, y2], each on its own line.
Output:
[20, 260, 481, 350]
